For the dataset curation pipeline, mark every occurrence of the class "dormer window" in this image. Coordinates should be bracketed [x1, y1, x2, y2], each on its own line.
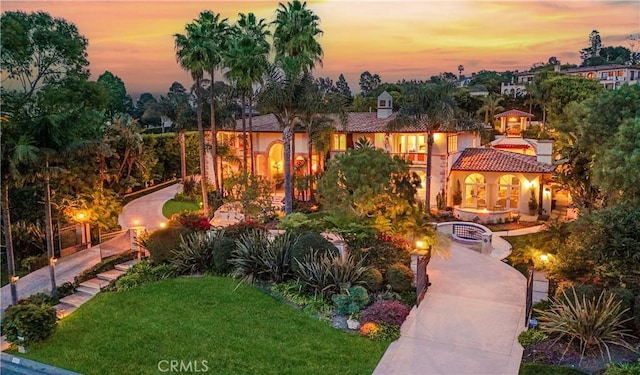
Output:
[379, 100, 386, 107]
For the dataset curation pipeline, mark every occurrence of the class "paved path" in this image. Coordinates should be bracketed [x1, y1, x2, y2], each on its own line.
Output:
[118, 183, 182, 231]
[374, 242, 526, 375]
[0, 233, 130, 317]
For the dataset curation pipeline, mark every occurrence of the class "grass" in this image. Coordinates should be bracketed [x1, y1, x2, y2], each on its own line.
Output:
[0, 267, 28, 287]
[504, 231, 553, 276]
[162, 199, 200, 218]
[19, 277, 389, 374]
[520, 363, 587, 375]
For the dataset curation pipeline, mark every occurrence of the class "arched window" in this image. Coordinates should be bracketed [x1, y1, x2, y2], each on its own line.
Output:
[464, 173, 486, 208]
[496, 174, 520, 209]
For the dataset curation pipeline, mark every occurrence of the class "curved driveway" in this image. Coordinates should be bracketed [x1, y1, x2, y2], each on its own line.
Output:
[118, 183, 182, 231]
[374, 242, 526, 374]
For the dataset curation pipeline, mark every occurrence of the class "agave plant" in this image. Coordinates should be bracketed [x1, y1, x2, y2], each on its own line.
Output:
[229, 230, 296, 284]
[536, 287, 635, 364]
[295, 251, 368, 298]
[170, 231, 224, 275]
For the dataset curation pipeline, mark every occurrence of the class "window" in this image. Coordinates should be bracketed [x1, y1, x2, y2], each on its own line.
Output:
[464, 173, 486, 208]
[379, 100, 386, 107]
[617, 70, 624, 77]
[447, 135, 458, 153]
[332, 134, 346, 150]
[496, 175, 520, 210]
[587, 72, 594, 79]
[608, 71, 614, 77]
[601, 72, 608, 79]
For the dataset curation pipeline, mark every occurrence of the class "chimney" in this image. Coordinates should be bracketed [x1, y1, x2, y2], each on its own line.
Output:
[536, 140, 554, 165]
[377, 91, 393, 119]
[554, 64, 561, 72]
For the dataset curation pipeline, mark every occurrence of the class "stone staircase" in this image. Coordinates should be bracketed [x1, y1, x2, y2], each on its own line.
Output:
[55, 260, 136, 318]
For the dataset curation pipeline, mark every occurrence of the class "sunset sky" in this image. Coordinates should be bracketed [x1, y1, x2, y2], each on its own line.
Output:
[3, 1, 639, 98]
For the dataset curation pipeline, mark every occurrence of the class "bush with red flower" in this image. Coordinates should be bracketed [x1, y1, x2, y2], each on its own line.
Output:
[173, 212, 211, 232]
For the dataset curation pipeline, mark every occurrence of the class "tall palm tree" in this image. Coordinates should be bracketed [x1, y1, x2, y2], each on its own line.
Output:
[195, 11, 230, 192]
[226, 12, 270, 174]
[524, 81, 547, 124]
[271, 0, 323, 214]
[388, 82, 456, 212]
[175, 21, 210, 217]
[477, 93, 504, 126]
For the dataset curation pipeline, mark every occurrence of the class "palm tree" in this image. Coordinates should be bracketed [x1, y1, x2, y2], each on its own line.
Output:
[271, 0, 323, 214]
[226, 12, 270, 174]
[524, 81, 547, 124]
[477, 93, 504, 126]
[155, 82, 193, 180]
[194, 11, 230, 192]
[1, 118, 37, 304]
[458, 64, 464, 78]
[388, 82, 456, 212]
[174, 21, 210, 217]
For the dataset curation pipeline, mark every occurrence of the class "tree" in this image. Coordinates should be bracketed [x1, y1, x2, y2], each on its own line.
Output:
[580, 30, 603, 66]
[476, 93, 504, 125]
[194, 11, 231, 192]
[174, 20, 211, 217]
[336, 73, 352, 100]
[96, 71, 134, 119]
[270, 0, 324, 214]
[458, 65, 464, 77]
[317, 146, 419, 218]
[359, 71, 381, 96]
[1, 11, 89, 97]
[134, 93, 160, 127]
[388, 82, 456, 211]
[599, 46, 633, 65]
[158, 82, 194, 179]
[226, 12, 270, 174]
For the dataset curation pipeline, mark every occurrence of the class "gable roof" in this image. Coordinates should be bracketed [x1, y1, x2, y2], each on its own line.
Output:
[451, 148, 556, 173]
[494, 109, 534, 118]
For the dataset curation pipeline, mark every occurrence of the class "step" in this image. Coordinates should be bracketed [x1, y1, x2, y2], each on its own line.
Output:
[97, 269, 125, 281]
[114, 260, 137, 272]
[80, 277, 110, 290]
[55, 302, 78, 318]
[59, 291, 95, 308]
[75, 285, 100, 296]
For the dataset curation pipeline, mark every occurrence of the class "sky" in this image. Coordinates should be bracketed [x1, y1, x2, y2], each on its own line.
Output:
[3, 0, 639, 98]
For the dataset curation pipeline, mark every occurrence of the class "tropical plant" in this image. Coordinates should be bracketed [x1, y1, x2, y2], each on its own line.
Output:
[224, 172, 274, 221]
[388, 82, 456, 211]
[170, 231, 220, 275]
[476, 93, 504, 125]
[230, 230, 295, 283]
[174, 19, 210, 216]
[294, 251, 368, 298]
[142, 225, 188, 265]
[536, 287, 635, 363]
[290, 230, 338, 270]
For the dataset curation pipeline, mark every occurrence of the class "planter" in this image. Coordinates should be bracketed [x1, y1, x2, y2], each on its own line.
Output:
[347, 319, 360, 330]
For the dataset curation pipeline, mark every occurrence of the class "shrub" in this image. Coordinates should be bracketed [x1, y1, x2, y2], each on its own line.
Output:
[386, 263, 414, 293]
[295, 252, 368, 298]
[114, 261, 172, 292]
[290, 231, 338, 272]
[17, 293, 58, 307]
[74, 251, 137, 285]
[143, 226, 187, 265]
[1, 302, 57, 346]
[278, 213, 320, 232]
[359, 322, 401, 341]
[174, 212, 211, 232]
[531, 299, 552, 319]
[230, 230, 294, 283]
[635, 295, 640, 335]
[537, 287, 635, 363]
[361, 300, 411, 326]
[331, 286, 370, 315]
[212, 235, 236, 275]
[56, 282, 76, 299]
[518, 329, 549, 348]
[554, 281, 597, 303]
[361, 267, 383, 292]
[353, 234, 410, 273]
[21, 255, 48, 272]
[223, 221, 266, 241]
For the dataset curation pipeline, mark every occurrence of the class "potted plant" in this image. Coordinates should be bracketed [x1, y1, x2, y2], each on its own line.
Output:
[528, 189, 538, 215]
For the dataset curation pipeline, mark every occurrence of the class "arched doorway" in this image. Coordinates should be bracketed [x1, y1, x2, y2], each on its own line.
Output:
[268, 142, 284, 190]
[464, 173, 486, 208]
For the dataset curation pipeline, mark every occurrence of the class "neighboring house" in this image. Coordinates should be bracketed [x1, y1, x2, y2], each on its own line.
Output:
[494, 109, 535, 137]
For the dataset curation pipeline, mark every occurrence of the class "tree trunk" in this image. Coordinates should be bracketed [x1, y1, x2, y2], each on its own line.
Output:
[209, 69, 219, 192]
[291, 127, 296, 200]
[425, 132, 434, 214]
[241, 92, 247, 172]
[2, 182, 18, 304]
[44, 158, 57, 296]
[196, 77, 209, 218]
[249, 95, 255, 176]
[283, 125, 293, 214]
[307, 126, 315, 202]
[179, 130, 187, 179]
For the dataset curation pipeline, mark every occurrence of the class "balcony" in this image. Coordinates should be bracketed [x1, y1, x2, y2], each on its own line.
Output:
[390, 152, 426, 164]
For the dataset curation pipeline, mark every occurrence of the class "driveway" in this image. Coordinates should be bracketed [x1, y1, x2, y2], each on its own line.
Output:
[118, 183, 181, 231]
[374, 242, 526, 374]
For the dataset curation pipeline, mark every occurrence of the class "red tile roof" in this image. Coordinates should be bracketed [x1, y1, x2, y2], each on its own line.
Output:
[451, 148, 556, 173]
[494, 109, 534, 118]
[234, 112, 428, 133]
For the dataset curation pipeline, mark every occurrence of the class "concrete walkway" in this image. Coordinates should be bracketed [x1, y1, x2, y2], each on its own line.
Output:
[374, 242, 527, 375]
[118, 183, 182, 231]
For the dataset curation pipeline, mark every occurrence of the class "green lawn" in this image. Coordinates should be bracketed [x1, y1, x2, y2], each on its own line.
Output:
[520, 363, 586, 375]
[20, 277, 388, 375]
[162, 199, 200, 218]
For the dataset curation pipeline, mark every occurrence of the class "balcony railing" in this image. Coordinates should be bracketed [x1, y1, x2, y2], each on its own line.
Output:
[390, 152, 426, 164]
